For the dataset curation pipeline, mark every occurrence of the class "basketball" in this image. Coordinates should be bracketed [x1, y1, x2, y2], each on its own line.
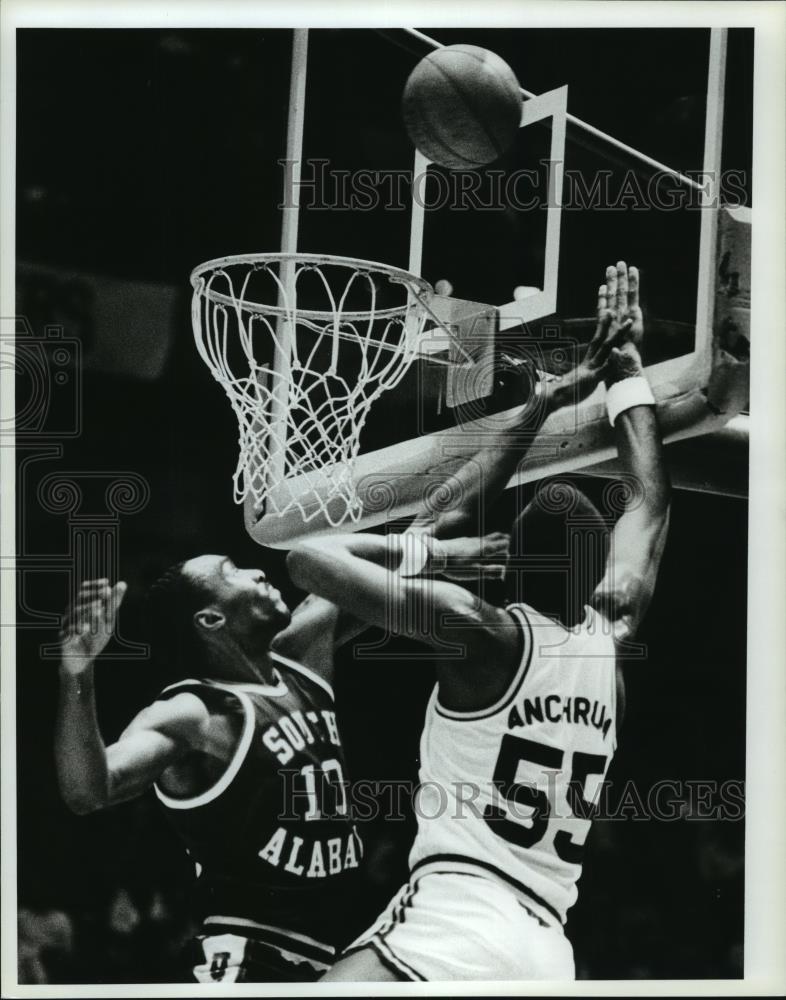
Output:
[402, 44, 522, 170]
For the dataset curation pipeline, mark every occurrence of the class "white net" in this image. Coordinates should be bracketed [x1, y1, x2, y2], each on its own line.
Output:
[190, 253, 434, 527]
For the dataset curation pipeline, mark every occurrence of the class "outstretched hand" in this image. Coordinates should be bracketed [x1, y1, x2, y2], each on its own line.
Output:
[439, 532, 511, 581]
[556, 260, 643, 405]
[602, 260, 643, 348]
[60, 579, 127, 674]
[601, 261, 646, 384]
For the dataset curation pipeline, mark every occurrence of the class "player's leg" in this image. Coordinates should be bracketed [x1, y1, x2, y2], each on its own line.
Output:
[321, 945, 406, 982]
[325, 872, 575, 981]
[321, 881, 421, 982]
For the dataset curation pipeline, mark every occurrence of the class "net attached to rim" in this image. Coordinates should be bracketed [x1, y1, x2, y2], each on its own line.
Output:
[190, 253, 435, 528]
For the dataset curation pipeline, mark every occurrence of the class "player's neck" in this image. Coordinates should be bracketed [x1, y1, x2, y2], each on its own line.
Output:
[205, 634, 278, 685]
[248, 650, 280, 685]
[222, 648, 278, 685]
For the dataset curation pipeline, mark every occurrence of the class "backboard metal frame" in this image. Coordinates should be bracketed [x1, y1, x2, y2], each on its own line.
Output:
[408, 84, 568, 331]
[242, 27, 743, 548]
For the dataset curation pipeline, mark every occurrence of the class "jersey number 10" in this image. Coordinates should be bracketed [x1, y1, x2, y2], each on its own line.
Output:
[299, 759, 348, 820]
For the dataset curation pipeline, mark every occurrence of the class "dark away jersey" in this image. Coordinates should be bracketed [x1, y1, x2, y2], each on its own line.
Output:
[153, 653, 362, 968]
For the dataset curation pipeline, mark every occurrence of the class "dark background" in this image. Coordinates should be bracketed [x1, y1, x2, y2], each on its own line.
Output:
[15, 27, 750, 982]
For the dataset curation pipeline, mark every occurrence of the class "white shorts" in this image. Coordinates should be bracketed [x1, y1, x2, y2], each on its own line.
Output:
[344, 871, 575, 981]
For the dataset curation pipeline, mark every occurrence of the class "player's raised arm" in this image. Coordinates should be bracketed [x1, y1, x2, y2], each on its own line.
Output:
[54, 579, 209, 814]
[590, 265, 670, 640]
[418, 282, 634, 539]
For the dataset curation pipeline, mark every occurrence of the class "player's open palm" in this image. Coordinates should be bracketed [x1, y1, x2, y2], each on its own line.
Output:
[60, 579, 127, 674]
[604, 260, 643, 348]
[560, 260, 643, 404]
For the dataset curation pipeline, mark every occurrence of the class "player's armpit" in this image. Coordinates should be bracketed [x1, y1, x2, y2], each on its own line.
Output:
[100, 693, 211, 808]
[102, 729, 187, 807]
[589, 580, 640, 643]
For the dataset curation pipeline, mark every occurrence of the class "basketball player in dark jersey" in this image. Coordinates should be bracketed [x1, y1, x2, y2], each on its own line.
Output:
[54, 556, 365, 982]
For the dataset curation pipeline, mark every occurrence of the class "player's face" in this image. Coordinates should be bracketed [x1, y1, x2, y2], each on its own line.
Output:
[186, 554, 291, 634]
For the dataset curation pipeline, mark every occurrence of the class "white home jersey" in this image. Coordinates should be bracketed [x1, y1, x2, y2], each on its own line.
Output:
[408, 602, 618, 927]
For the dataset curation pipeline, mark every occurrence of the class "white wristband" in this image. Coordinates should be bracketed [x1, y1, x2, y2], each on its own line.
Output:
[397, 533, 447, 577]
[605, 376, 655, 427]
[398, 533, 430, 578]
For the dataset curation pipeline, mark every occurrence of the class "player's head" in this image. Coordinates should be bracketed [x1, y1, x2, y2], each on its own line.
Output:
[503, 480, 609, 628]
[144, 555, 290, 682]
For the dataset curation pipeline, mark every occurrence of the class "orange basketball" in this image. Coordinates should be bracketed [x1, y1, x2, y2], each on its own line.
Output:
[402, 44, 522, 170]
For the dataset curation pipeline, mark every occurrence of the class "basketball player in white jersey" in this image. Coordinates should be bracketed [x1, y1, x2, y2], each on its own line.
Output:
[288, 262, 671, 981]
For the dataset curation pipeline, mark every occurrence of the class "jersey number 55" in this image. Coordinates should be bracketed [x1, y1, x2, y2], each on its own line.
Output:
[483, 734, 609, 865]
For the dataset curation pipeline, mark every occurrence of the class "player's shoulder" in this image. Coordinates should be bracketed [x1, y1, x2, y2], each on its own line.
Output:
[122, 683, 212, 743]
[156, 677, 228, 712]
[505, 601, 567, 637]
[507, 602, 618, 655]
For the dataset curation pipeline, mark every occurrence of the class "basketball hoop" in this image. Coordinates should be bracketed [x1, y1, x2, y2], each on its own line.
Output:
[190, 253, 438, 528]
